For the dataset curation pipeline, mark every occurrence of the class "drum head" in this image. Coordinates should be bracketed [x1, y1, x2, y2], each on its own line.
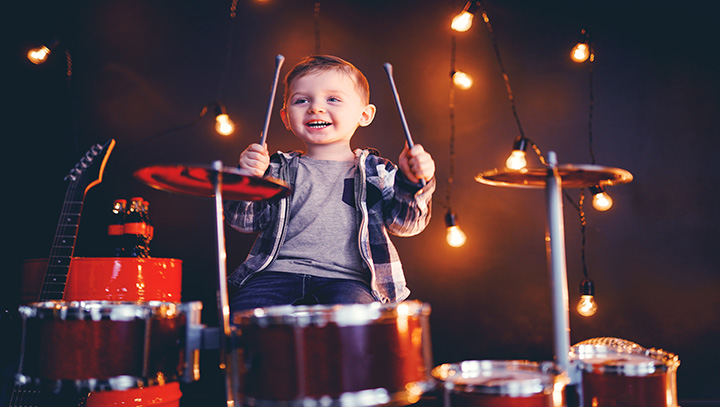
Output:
[432, 360, 562, 397]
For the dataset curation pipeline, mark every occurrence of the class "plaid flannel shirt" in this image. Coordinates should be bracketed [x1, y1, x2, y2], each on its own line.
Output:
[224, 148, 435, 304]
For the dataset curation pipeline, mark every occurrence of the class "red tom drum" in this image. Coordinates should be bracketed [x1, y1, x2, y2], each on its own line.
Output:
[16, 301, 199, 392]
[570, 337, 680, 407]
[231, 301, 434, 407]
[432, 360, 567, 407]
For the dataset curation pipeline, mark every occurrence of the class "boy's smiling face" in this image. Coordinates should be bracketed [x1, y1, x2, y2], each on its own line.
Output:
[281, 69, 375, 157]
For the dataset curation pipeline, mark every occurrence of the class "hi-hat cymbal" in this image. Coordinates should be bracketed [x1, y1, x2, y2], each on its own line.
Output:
[475, 164, 633, 189]
[134, 164, 292, 201]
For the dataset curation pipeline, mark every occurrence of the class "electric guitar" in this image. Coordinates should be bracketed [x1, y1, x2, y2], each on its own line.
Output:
[6, 138, 116, 407]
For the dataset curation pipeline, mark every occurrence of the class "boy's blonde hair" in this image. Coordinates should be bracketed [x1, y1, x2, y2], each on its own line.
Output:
[283, 55, 370, 106]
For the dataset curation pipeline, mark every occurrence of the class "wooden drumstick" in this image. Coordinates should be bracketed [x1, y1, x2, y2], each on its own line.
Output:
[383, 62, 426, 186]
[259, 54, 285, 146]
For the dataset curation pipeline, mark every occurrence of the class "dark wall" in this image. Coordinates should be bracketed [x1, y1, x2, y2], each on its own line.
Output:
[5, 0, 719, 404]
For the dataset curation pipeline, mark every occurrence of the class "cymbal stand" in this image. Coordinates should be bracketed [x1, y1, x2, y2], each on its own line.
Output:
[209, 160, 239, 407]
[544, 152, 571, 374]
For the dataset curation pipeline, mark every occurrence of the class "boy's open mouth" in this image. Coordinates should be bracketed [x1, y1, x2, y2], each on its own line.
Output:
[306, 120, 331, 129]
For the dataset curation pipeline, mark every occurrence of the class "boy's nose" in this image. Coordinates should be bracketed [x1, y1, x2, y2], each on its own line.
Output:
[308, 103, 326, 113]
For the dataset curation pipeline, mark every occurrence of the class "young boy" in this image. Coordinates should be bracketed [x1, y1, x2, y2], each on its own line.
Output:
[224, 55, 435, 312]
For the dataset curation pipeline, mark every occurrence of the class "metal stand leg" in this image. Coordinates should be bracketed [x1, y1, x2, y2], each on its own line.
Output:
[210, 160, 238, 407]
[544, 152, 571, 373]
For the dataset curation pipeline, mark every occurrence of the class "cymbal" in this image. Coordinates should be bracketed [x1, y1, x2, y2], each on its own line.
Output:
[475, 164, 633, 189]
[134, 164, 292, 201]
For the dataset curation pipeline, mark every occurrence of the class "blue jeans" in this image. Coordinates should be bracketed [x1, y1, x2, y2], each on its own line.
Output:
[229, 271, 375, 313]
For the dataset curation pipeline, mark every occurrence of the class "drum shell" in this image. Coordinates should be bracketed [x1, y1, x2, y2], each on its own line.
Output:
[232, 301, 434, 406]
[570, 338, 680, 407]
[431, 360, 566, 407]
[17, 301, 194, 391]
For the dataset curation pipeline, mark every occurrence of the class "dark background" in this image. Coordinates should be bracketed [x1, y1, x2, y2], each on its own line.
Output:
[5, 0, 719, 405]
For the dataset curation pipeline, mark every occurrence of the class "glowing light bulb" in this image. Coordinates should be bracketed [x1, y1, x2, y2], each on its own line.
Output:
[451, 11, 474, 32]
[445, 211, 467, 248]
[452, 71, 473, 89]
[215, 113, 235, 136]
[590, 185, 613, 211]
[27, 45, 51, 65]
[446, 226, 467, 247]
[577, 279, 597, 317]
[505, 138, 529, 170]
[505, 150, 527, 170]
[570, 43, 590, 63]
[577, 295, 597, 316]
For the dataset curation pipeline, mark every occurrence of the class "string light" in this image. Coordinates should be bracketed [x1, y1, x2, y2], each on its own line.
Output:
[451, 70, 473, 89]
[444, 8, 467, 248]
[505, 137, 528, 170]
[445, 211, 467, 247]
[589, 185, 613, 211]
[201, 103, 236, 136]
[452, 2, 543, 170]
[563, 190, 599, 317]
[451, 1, 480, 32]
[26, 38, 59, 65]
[577, 278, 598, 317]
[570, 29, 592, 63]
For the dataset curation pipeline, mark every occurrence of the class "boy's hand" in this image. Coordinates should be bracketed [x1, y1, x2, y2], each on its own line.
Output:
[238, 143, 270, 177]
[399, 143, 435, 184]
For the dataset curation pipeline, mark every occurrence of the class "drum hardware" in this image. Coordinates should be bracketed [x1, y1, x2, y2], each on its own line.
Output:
[475, 153, 634, 393]
[135, 161, 291, 407]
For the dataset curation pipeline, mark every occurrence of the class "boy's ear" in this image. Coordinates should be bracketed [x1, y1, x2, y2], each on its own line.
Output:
[358, 104, 376, 127]
[280, 108, 291, 130]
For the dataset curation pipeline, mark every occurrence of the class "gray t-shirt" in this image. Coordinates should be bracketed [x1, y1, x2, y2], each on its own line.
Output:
[265, 156, 369, 283]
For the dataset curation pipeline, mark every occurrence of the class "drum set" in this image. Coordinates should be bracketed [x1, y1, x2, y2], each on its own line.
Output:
[13, 150, 681, 407]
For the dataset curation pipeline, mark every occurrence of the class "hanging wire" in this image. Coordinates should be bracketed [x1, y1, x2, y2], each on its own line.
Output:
[446, 24, 457, 210]
[217, 0, 241, 101]
[587, 49, 596, 165]
[564, 189, 590, 279]
[477, 5, 525, 144]
[476, 4, 546, 166]
[314, 2, 321, 54]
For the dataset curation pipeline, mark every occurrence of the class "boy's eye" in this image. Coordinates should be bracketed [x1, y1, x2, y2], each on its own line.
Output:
[292, 98, 309, 105]
[327, 96, 341, 102]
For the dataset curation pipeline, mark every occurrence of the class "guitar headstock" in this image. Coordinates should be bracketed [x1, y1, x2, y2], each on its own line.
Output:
[64, 139, 116, 196]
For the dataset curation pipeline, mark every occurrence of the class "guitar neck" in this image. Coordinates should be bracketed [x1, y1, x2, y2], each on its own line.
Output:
[39, 193, 84, 302]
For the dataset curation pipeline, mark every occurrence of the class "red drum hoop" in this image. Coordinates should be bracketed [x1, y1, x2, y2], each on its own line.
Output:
[432, 360, 567, 407]
[570, 337, 680, 407]
[231, 301, 434, 407]
[16, 301, 199, 392]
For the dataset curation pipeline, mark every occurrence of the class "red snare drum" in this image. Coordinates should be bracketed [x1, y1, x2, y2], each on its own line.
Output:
[231, 301, 434, 407]
[431, 360, 567, 407]
[16, 301, 199, 392]
[570, 337, 680, 407]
